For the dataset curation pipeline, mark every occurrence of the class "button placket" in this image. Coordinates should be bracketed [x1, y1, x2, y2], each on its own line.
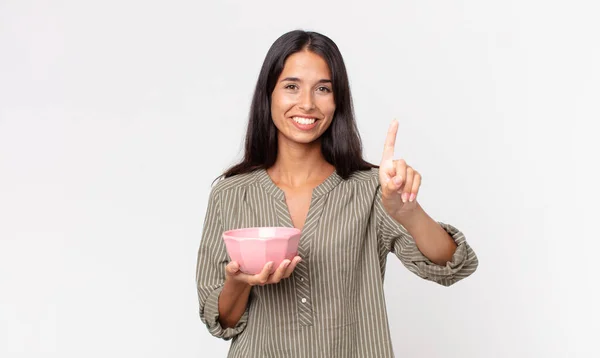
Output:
[294, 251, 313, 326]
[261, 169, 336, 328]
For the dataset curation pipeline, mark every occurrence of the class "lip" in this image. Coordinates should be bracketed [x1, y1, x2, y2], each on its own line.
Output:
[289, 116, 319, 131]
[290, 115, 319, 119]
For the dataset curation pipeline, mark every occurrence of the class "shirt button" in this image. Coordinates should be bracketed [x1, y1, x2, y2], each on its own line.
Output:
[300, 277, 304, 282]
[301, 298, 307, 303]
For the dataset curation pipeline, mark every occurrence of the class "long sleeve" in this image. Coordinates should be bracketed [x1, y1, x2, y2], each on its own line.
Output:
[196, 186, 249, 340]
[375, 186, 479, 286]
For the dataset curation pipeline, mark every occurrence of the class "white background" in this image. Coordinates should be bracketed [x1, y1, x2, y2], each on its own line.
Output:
[1, 0, 598, 357]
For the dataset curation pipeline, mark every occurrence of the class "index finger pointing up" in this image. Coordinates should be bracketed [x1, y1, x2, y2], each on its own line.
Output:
[382, 119, 399, 161]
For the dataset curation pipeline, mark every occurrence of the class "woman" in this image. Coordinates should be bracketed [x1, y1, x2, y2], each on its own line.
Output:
[196, 30, 478, 357]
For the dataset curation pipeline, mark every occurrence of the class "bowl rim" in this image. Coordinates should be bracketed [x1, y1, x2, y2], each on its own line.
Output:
[222, 226, 302, 241]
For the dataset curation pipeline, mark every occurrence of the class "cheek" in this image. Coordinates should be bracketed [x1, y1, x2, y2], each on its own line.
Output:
[319, 98, 336, 117]
[272, 94, 295, 115]
[316, 94, 334, 107]
[327, 104, 336, 116]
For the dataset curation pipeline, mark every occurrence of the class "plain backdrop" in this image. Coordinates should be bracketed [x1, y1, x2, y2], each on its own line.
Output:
[1, 0, 598, 357]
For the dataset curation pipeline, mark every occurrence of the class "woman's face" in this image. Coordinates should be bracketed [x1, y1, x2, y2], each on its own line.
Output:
[270, 50, 336, 146]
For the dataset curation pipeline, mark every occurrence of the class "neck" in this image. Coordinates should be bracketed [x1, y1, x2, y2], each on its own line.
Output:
[268, 136, 334, 188]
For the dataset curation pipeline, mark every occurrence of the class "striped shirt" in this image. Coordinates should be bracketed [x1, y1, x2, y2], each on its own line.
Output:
[196, 168, 478, 357]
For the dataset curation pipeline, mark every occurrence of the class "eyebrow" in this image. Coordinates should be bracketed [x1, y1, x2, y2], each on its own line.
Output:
[280, 77, 332, 84]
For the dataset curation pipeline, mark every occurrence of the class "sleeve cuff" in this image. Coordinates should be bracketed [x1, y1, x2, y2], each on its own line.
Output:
[202, 285, 249, 340]
[401, 222, 478, 286]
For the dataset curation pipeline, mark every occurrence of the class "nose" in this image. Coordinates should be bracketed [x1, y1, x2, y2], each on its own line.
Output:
[298, 89, 315, 111]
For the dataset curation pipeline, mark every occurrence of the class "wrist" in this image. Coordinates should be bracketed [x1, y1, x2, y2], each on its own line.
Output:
[393, 203, 426, 228]
[225, 275, 252, 291]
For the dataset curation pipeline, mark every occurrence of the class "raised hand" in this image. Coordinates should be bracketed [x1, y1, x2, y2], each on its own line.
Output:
[379, 119, 422, 219]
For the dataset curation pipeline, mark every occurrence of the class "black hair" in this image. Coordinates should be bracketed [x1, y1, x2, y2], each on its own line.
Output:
[221, 30, 376, 180]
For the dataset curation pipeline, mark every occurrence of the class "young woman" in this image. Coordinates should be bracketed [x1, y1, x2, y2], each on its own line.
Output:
[196, 29, 478, 357]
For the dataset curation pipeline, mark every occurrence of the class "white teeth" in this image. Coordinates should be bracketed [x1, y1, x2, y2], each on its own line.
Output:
[292, 116, 316, 125]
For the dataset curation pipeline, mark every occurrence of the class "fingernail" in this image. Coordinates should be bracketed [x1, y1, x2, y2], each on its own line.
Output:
[283, 260, 290, 268]
[401, 193, 408, 203]
[393, 177, 402, 186]
[409, 193, 416, 202]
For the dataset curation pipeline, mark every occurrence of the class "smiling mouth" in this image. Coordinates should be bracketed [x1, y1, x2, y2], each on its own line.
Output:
[291, 116, 317, 125]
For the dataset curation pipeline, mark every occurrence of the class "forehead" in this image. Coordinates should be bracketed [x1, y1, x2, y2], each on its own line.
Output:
[280, 51, 331, 78]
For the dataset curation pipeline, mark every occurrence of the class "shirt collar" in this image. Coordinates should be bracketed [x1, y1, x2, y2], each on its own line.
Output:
[254, 168, 343, 200]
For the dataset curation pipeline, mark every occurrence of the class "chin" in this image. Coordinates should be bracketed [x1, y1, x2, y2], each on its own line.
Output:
[281, 131, 321, 145]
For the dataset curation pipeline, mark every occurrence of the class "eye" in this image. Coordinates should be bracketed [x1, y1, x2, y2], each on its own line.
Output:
[285, 84, 299, 90]
[317, 86, 332, 93]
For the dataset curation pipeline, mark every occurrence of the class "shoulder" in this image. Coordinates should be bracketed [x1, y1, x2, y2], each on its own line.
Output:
[332, 168, 382, 198]
[344, 167, 381, 186]
[209, 171, 258, 196]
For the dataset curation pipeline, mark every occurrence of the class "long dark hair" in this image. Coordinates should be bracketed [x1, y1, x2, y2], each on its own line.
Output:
[220, 30, 376, 180]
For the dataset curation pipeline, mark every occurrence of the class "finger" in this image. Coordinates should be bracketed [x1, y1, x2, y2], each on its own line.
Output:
[225, 261, 241, 276]
[282, 256, 302, 278]
[251, 261, 273, 286]
[384, 172, 402, 197]
[401, 167, 414, 203]
[380, 160, 396, 186]
[381, 119, 399, 162]
[409, 172, 421, 202]
[391, 159, 407, 191]
[269, 259, 291, 283]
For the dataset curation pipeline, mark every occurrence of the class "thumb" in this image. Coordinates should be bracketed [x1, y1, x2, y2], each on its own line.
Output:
[225, 261, 240, 276]
[382, 175, 403, 197]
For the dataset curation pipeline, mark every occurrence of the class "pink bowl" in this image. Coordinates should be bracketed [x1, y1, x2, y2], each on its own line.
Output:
[222, 227, 301, 275]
